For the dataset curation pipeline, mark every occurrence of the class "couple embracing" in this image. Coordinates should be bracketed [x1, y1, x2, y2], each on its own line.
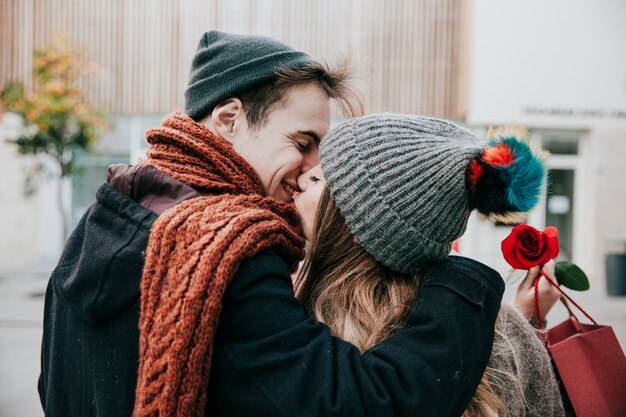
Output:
[39, 31, 565, 417]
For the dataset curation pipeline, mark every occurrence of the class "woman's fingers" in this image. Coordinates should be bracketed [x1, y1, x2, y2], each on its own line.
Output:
[537, 262, 561, 317]
[518, 266, 540, 290]
[512, 260, 561, 322]
[542, 259, 556, 278]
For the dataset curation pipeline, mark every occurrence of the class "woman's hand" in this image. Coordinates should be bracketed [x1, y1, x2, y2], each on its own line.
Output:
[513, 260, 561, 326]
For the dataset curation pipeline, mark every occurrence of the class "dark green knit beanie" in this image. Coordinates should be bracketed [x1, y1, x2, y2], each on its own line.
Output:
[184, 31, 312, 121]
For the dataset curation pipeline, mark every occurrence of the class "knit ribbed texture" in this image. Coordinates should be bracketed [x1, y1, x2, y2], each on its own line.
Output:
[320, 113, 482, 273]
[134, 112, 305, 417]
[185, 31, 312, 121]
[144, 112, 264, 196]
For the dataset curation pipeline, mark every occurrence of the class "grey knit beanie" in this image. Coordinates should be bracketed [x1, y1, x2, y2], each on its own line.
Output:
[320, 113, 537, 274]
[184, 31, 312, 121]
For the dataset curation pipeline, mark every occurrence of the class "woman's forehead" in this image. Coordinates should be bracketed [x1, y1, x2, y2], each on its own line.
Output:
[311, 164, 325, 177]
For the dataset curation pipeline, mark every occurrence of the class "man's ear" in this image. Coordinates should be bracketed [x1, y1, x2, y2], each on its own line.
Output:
[209, 98, 246, 143]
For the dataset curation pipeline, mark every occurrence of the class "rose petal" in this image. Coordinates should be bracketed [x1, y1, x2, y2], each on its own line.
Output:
[501, 234, 521, 268]
[516, 252, 538, 269]
[543, 226, 560, 259]
[520, 229, 542, 257]
[543, 226, 558, 238]
[502, 234, 530, 269]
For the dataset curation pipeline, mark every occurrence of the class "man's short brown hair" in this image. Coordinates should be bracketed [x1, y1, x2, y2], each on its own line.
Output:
[237, 58, 363, 131]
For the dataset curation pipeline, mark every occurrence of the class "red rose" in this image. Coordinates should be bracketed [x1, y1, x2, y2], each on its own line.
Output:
[501, 225, 559, 269]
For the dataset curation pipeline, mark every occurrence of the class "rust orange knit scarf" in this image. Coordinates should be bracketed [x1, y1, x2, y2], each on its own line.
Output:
[133, 112, 305, 417]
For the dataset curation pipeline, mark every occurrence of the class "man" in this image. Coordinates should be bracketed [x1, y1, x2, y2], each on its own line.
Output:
[38, 31, 504, 417]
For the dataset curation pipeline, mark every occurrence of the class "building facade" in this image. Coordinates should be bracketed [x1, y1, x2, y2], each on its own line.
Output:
[460, 0, 626, 285]
[1, 0, 466, 269]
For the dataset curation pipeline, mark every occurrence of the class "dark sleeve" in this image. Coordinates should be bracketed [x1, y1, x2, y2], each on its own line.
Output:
[209, 251, 504, 417]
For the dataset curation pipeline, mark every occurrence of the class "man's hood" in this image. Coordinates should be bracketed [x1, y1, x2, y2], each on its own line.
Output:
[50, 164, 199, 323]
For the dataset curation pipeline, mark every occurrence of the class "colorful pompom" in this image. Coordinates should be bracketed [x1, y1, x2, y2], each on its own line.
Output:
[467, 160, 484, 187]
[482, 142, 514, 167]
[466, 129, 546, 223]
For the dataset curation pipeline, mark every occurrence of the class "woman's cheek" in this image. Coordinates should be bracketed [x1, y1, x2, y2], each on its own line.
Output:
[296, 198, 312, 240]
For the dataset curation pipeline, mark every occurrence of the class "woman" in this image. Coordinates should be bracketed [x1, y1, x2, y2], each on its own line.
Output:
[292, 114, 565, 417]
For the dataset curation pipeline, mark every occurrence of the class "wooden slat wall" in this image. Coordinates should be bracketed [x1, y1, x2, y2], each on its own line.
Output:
[0, 0, 466, 119]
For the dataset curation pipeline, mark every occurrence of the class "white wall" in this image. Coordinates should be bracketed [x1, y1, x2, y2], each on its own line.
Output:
[0, 113, 39, 270]
[467, 0, 626, 129]
[464, 0, 626, 282]
[35, 164, 67, 263]
[593, 129, 626, 261]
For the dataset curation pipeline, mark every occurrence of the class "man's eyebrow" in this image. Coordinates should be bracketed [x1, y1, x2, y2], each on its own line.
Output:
[298, 130, 322, 144]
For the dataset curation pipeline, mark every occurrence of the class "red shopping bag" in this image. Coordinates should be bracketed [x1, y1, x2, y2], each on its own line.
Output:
[536, 272, 626, 417]
[548, 318, 626, 417]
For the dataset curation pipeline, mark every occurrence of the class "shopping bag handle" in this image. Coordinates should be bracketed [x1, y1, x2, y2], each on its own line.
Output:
[535, 269, 598, 327]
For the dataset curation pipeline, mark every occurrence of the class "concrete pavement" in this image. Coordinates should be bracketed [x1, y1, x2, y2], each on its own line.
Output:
[0, 262, 49, 417]
[1, 261, 625, 417]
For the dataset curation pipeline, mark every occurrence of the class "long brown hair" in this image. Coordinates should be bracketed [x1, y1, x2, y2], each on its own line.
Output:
[295, 187, 417, 351]
[295, 186, 507, 417]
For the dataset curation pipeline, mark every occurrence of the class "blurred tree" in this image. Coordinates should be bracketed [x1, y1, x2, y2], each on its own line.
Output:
[1, 33, 107, 242]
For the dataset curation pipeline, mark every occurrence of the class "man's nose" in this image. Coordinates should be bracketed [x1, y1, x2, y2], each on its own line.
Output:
[297, 172, 308, 192]
[301, 151, 320, 174]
